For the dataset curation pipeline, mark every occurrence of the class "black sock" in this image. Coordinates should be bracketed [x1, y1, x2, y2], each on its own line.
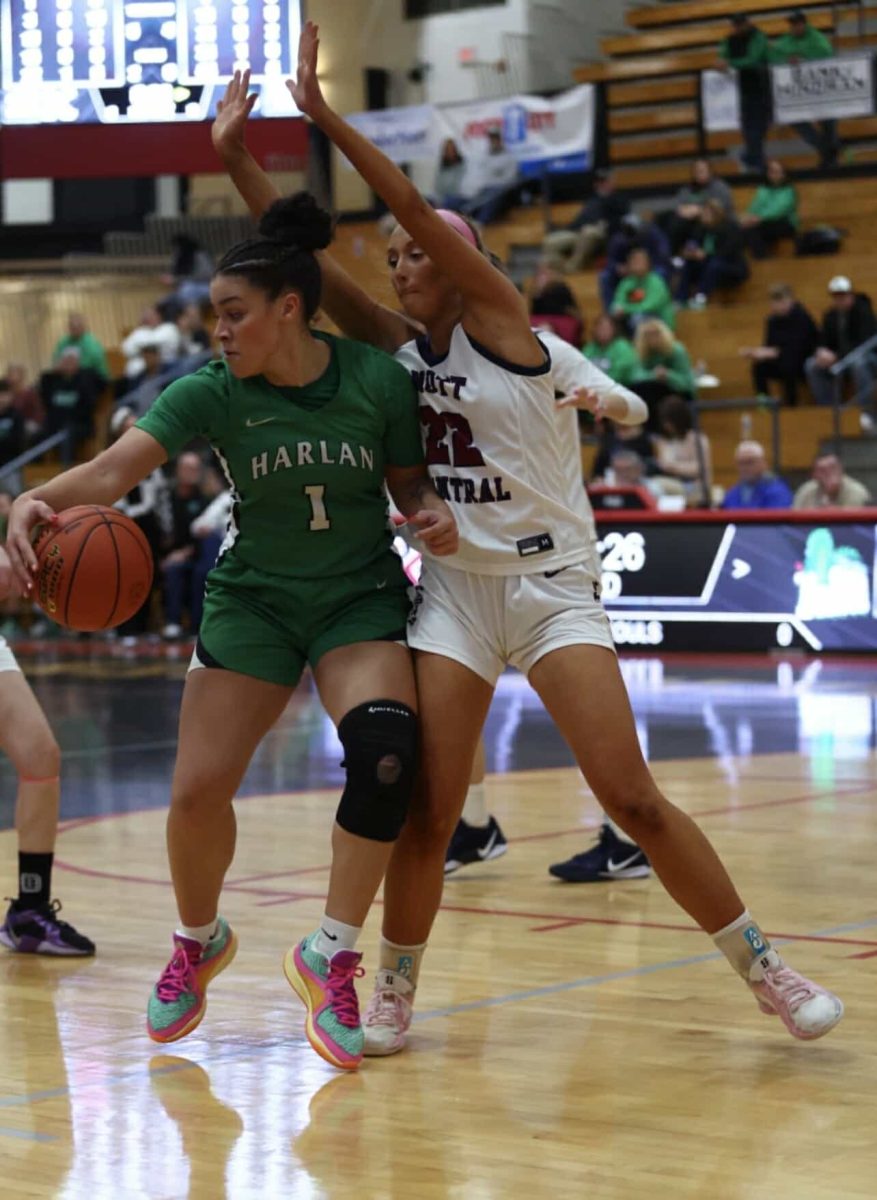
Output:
[17, 852, 53, 908]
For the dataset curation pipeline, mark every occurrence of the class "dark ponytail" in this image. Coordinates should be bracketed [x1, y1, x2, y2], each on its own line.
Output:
[215, 193, 334, 320]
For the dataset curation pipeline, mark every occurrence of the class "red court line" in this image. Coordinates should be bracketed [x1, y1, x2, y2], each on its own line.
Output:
[850, 949, 877, 960]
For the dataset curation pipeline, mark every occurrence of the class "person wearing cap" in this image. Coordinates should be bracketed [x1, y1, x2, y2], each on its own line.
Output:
[721, 440, 793, 509]
[542, 169, 631, 273]
[805, 276, 877, 428]
[770, 11, 840, 166]
[458, 126, 520, 225]
[719, 13, 771, 172]
[599, 212, 672, 311]
[740, 283, 819, 406]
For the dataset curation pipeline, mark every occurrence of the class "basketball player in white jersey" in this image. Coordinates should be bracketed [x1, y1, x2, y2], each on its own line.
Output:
[0, 547, 94, 956]
[216, 43, 844, 1056]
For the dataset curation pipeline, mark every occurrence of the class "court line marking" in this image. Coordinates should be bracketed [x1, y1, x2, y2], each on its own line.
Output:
[0, 913, 870, 1140]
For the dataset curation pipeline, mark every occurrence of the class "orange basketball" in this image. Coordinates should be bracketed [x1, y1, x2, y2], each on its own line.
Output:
[33, 505, 154, 632]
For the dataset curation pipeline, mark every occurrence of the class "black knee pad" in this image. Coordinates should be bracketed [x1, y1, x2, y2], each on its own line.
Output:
[335, 700, 418, 843]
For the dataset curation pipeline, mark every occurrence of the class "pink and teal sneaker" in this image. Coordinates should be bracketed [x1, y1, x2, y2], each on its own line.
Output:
[284, 935, 365, 1070]
[146, 918, 237, 1044]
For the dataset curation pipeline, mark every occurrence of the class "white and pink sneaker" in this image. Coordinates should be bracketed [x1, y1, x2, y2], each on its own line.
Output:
[748, 949, 843, 1040]
[362, 970, 414, 1057]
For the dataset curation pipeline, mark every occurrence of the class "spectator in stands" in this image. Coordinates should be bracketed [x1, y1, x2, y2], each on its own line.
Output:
[632, 319, 696, 415]
[175, 304, 211, 355]
[592, 419, 656, 481]
[542, 168, 631, 273]
[122, 344, 166, 412]
[794, 452, 871, 508]
[612, 248, 675, 331]
[459, 127, 519, 225]
[770, 11, 841, 166]
[527, 262, 583, 345]
[740, 160, 799, 258]
[190, 465, 231, 617]
[0, 382, 25, 493]
[676, 198, 749, 309]
[161, 234, 215, 312]
[52, 312, 109, 382]
[599, 213, 672, 312]
[582, 313, 640, 386]
[740, 282, 819, 406]
[722, 439, 793, 509]
[719, 13, 771, 172]
[434, 138, 467, 208]
[40, 348, 99, 464]
[664, 159, 735, 255]
[121, 305, 183, 380]
[160, 451, 209, 640]
[805, 275, 877, 430]
[4, 364, 44, 443]
[652, 394, 712, 505]
[607, 449, 653, 492]
[110, 406, 170, 639]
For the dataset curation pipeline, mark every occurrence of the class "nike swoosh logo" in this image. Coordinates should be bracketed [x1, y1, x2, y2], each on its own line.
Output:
[320, 928, 338, 941]
[246, 416, 276, 427]
[606, 851, 642, 872]
[376, 580, 387, 590]
[477, 830, 498, 859]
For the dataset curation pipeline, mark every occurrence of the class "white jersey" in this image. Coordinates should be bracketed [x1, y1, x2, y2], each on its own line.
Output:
[395, 324, 594, 576]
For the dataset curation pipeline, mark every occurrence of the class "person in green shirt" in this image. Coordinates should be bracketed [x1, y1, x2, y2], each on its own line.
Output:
[51, 313, 110, 381]
[740, 159, 799, 258]
[770, 11, 841, 165]
[611, 247, 676, 331]
[719, 13, 771, 171]
[4, 193, 458, 1072]
[582, 313, 640, 386]
[633, 319, 697, 416]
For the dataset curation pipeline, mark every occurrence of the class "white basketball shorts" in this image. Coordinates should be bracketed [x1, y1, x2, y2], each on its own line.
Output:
[407, 559, 615, 685]
[0, 635, 21, 674]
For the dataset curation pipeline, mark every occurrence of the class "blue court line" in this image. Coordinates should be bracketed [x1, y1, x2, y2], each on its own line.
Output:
[1, 916, 872, 1141]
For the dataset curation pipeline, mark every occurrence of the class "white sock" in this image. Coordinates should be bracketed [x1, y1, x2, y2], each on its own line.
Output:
[378, 936, 428, 990]
[711, 909, 772, 979]
[178, 918, 219, 946]
[604, 816, 638, 847]
[312, 914, 361, 959]
[461, 782, 489, 827]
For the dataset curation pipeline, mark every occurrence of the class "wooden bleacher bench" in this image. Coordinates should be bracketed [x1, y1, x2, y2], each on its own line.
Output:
[627, 0, 861, 29]
[608, 78, 699, 108]
[604, 8, 844, 56]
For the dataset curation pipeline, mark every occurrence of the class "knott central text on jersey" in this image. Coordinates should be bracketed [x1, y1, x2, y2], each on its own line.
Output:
[433, 475, 512, 504]
[250, 440, 376, 479]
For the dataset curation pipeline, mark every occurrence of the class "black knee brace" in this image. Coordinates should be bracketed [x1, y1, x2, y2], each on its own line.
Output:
[335, 700, 418, 842]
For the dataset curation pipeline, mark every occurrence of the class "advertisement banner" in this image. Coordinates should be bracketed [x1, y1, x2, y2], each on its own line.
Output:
[701, 69, 741, 133]
[771, 53, 874, 123]
[343, 85, 594, 174]
[345, 104, 435, 165]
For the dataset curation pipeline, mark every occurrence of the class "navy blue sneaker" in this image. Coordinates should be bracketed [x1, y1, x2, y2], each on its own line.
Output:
[444, 817, 508, 876]
[549, 825, 651, 883]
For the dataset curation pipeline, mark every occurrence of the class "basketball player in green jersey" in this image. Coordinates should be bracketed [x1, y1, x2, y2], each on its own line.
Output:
[5, 194, 457, 1070]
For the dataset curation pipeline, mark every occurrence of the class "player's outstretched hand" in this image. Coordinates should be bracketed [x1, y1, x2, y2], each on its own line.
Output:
[287, 21, 327, 118]
[407, 509, 459, 557]
[6, 496, 57, 593]
[212, 68, 257, 158]
[556, 387, 606, 418]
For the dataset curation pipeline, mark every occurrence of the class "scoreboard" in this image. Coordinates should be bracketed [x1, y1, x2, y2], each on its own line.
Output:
[596, 514, 877, 653]
[0, 0, 301, 123]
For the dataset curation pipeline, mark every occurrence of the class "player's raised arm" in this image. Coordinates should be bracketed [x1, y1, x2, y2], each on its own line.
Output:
[6, 429, 166, 589]
[213, 70, 418, 355]
[287, 22, 539, 363]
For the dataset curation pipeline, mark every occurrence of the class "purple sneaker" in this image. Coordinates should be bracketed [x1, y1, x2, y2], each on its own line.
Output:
[0, 898, 95, 957]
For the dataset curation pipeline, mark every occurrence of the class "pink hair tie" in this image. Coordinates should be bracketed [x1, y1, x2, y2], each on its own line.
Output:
[435, 209, 479, 247]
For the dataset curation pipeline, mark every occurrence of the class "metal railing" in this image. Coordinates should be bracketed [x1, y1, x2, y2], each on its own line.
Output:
[0, 430, 70, 490]
[828, 328, 877, 444]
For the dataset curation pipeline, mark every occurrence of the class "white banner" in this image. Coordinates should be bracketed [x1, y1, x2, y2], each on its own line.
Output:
[771, 53, 874, 123]
[701, 69, 741, 133]
[433, 85, 594, 176]
[343, 85, 594, 174]
[345, 104, 435, 165]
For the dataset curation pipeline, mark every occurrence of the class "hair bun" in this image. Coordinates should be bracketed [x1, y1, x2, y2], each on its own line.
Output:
[258, 193, 333, 252]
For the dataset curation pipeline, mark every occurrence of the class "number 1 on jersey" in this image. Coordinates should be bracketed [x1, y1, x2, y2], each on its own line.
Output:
[304, 484, 331, 531]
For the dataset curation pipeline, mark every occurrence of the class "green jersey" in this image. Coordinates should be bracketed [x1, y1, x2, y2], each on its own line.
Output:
[137, 332, 424, 580]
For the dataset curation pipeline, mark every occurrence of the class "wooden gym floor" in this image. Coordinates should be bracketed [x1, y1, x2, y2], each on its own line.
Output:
[0, 647, 875, 1199]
